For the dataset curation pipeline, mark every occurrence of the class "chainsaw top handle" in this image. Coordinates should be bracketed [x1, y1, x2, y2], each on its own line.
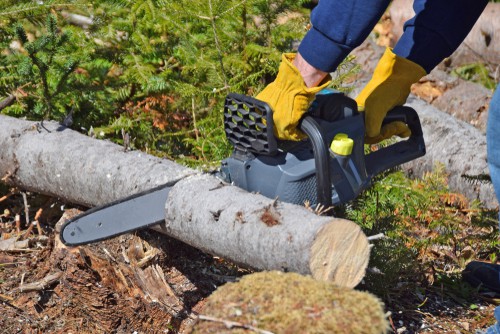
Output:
[299, 116, 333, 208]
[223, 92, 425, 208]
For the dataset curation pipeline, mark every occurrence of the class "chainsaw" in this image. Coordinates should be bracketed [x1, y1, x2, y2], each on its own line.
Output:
[60, 90, 425, 246]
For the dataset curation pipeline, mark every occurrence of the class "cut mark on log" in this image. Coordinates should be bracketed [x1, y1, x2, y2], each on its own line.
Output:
[310, 219, 370, 287]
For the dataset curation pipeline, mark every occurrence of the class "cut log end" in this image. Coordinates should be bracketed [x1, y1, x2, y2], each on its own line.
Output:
[309, 218, 370, 287]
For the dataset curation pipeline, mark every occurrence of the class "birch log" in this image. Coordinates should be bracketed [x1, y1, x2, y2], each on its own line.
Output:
[0, 115, 192, 206]
[0, 115, 370, 287]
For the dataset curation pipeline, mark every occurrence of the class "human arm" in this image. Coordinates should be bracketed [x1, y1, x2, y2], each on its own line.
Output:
[258, 0, 392, 140]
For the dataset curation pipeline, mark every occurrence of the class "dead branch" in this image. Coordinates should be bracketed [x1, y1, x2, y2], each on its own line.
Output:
[18, 271, 63, 292]
[0, 235, 49, 251]
[198, 315, 275, 334]
[0, 94, 15, 111]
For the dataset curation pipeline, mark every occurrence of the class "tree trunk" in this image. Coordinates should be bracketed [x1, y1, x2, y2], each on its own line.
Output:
[158, 174, 369, 285]
[0, 115, 370, 288]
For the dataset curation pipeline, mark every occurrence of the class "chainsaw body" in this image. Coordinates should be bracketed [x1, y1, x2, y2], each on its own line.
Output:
[219, 90, 425, 208]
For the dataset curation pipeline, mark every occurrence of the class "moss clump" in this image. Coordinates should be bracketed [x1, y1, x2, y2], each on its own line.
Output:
[191, 271, 388, 334]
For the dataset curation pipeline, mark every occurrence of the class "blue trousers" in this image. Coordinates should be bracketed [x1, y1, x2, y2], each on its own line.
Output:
[488, 87, 500, 225]
[299, 0, 488, 73]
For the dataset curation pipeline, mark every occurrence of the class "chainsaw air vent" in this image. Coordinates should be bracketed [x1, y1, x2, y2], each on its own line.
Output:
[224, 93, 278, 156]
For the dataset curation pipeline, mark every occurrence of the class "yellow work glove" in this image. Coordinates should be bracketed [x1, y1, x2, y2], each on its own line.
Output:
[256, 53, 331, 141]
[355, 48, 427, 144]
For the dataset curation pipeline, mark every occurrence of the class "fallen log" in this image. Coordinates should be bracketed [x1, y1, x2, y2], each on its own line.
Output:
[0, 116, 192, 206]
[157, 174, 369, 284]
[0, 114, 370, 287]
[403, 96, 497, 209]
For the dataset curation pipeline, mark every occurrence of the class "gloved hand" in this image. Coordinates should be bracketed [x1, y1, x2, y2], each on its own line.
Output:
[256, 53, 331, 141]
[355, 48, 427, 144]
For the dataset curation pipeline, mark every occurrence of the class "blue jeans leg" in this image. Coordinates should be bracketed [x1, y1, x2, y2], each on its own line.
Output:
[487, 86, 500, 223]
[486, 86, 500, 332]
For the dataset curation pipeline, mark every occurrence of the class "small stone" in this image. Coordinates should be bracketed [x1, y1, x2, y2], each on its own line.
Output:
[397, 326, 407, 333]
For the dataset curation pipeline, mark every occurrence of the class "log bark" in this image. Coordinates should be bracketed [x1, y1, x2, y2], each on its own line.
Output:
[402, 96, 497, 209]
[0, 116, 192, 207]
[0, 115, 370, 288]
[157, 174, 369, 284]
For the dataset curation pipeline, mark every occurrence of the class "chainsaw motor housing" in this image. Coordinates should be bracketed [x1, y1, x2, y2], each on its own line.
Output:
[219, 90, 425, 208]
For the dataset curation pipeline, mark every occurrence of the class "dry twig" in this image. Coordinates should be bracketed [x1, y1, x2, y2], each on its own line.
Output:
[367, 233, 386, 241]
[34, 208, 43, 235]
[18, 272, 63, 292]
[198, 315, 275, 334]
[21, 192, 30, 226]
[15, 214, 21, 233]
[0, 193, 14, 203]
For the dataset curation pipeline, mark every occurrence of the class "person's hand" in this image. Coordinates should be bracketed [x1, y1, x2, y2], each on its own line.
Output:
[256, 53, 331, 141]
[355, 48, 426, 144]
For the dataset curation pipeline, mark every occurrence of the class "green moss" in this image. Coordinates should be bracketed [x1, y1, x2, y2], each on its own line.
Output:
[191, 271, 388, 334]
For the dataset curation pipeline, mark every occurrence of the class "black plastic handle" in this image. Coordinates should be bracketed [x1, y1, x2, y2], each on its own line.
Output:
[365, 106, 426, 178]
[300, 116, 333, 209]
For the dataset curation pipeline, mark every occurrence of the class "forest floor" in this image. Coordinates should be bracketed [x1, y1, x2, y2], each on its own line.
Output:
[0, 188, 498, 334]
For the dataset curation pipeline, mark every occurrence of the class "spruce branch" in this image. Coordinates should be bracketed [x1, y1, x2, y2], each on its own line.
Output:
[208, 0, 228, 88]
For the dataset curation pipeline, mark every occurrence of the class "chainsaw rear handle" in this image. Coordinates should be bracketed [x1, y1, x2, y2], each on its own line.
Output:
[364, 106, 426, 178]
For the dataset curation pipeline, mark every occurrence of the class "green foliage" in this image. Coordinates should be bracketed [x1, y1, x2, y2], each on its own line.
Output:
[1, 0, 314, 164]
[452, 62, 498, 91]
[347, 164, 499, 302]
[5, 15, 85, 121]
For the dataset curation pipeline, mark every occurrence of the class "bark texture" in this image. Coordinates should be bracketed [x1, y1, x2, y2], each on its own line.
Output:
[0, 116, 192, 207]
[0, 115, 370, 287]
[403, 96, 497, 209]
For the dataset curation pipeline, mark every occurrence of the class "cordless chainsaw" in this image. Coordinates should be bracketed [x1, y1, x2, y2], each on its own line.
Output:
[60, 90, 425, 246]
